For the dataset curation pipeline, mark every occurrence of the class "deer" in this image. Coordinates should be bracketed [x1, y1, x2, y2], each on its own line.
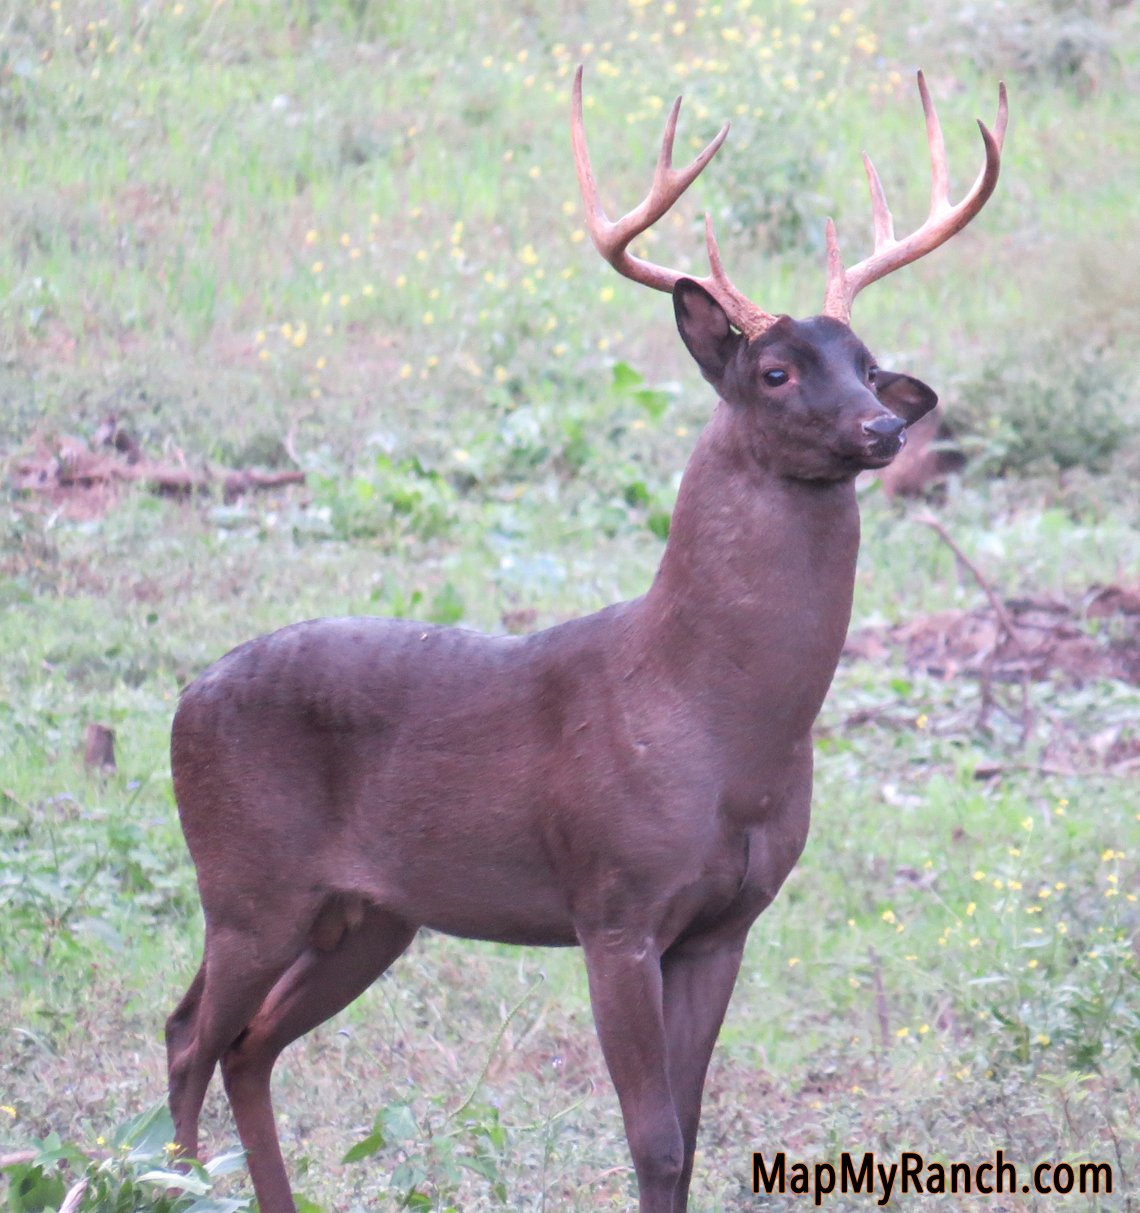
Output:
[166, 66, 1006, 1213]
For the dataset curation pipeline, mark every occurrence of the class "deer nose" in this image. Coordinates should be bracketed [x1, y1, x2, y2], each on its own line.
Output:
[862, 414, 906, 439]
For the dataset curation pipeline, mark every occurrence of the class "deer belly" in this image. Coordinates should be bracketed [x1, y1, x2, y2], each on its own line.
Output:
[421, 899, 579, 947]
[344, 787, 577, 946]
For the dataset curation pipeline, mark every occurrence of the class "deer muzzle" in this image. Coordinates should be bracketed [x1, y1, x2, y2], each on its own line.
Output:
[861, 412, 908, 462]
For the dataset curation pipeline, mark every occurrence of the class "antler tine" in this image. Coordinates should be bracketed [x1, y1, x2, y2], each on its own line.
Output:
[861, 153, 896, 250]
[703, 215, 775, 338]
[972, 79, 1008, 190]
[572, 64, 777, 338]
[918, 70, 951, 215]
[823, 72, 1007, 325]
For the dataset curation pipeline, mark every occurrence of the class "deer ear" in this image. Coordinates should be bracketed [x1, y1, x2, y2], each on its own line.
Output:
[875, 371, 938, 425]
[674, 279, 742, 380]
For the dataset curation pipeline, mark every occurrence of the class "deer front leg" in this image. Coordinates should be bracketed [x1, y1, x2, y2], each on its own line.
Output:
[581, 933, 684, 1213]
[661, 938, 747, 1212]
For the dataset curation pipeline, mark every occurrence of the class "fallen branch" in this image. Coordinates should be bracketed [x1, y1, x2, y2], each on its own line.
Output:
[0, 1151, 37, 1168]
[12, 446, 305, 504]
[916, 512, 1034, 746]
[915, 512, 1027, 656]
[59, 1178, 89, 1213]
[972, 760, 1078, 780]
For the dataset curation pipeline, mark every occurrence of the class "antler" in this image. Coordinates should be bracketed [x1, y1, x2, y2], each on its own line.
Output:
[571, 64, 776, 340]
[823, 71, 1008, 324]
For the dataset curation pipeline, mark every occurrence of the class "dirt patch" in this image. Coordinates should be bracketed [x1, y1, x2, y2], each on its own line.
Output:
[843, 586, 1140, 773]
[845, 586, 1140, 688]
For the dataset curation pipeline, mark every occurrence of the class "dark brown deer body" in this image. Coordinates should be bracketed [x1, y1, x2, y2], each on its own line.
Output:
[167, 70, 1005, 1213]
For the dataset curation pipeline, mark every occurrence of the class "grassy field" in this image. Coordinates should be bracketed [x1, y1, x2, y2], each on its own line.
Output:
[2, 1, 1139, 1209]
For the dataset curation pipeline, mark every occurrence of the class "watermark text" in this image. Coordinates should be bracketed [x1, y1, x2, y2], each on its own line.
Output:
[752, 1150, 1113, 1205]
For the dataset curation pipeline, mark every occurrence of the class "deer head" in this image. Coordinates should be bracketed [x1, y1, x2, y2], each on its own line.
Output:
[572, 65, 1007, 480]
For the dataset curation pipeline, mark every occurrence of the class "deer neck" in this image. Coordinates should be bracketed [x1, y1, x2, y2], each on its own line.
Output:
[636, 400, 861, 746]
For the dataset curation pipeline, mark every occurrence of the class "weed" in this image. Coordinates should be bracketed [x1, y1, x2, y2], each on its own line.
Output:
[953, 343, 1132, 476]
[342, 1100, 511, 1210]
[304, 455, 458, 546]
[0, 1103, 248, 1213]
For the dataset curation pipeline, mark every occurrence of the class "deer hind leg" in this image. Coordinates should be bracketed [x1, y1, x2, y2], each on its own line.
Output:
[166, 961, 208, 1157]
[219, 902, 417, 1213]
[166, 925, 299, 1163]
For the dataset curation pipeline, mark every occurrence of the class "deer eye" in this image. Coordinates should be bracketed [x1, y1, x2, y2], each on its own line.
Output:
[867, 366, 879, 384]
[761, 368, 789, 387]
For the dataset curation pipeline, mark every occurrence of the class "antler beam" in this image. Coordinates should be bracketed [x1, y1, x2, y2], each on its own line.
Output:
[572, 65, 776, 340]
[822, 71, 1008, 324]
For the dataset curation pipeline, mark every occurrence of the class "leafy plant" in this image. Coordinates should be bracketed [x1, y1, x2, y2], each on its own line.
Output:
[609, 362, 672, 423]
[304, 455, 458, 545]
[952, 342, 1133, 475]
[342, 1099, 510, 1211]
[1, 794, 190, 963]
[0, 1103, 249, 1213]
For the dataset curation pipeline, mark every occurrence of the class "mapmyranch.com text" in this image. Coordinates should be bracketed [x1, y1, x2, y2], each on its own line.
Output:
[752, 1149, 1113, 1205]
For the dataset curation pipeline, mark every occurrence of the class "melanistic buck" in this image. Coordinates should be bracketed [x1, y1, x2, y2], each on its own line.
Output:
[167, 67, 1006, 1213]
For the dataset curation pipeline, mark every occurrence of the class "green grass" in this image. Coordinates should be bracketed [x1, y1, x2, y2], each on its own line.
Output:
[3, 0, 1139, 1209]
